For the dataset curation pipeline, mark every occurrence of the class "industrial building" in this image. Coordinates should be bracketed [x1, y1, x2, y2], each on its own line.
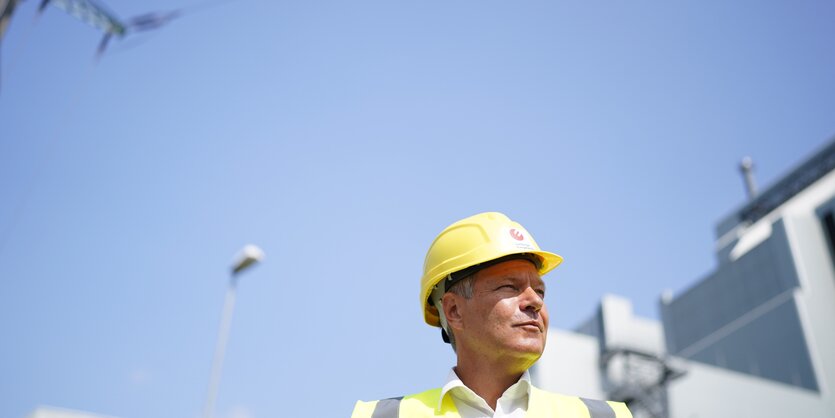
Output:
[534, 139, 835, 418]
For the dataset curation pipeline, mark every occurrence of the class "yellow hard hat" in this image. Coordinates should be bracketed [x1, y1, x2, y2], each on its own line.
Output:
[421, 212, 563, 327]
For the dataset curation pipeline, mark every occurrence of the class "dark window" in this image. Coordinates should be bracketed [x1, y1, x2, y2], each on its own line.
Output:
[822, 211, 835, 267]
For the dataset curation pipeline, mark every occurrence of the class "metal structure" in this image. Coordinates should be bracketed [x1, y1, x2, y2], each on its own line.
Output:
[600, 348, 685, 418]
[739, 156, 758, 200]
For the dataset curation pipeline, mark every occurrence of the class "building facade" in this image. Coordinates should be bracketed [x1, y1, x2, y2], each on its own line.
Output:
[535, 139, 835, 418]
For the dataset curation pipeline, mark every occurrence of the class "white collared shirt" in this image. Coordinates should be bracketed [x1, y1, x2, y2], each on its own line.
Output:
[438, 368, 532, 418]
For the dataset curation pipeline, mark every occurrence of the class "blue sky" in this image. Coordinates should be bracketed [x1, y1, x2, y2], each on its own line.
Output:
[1, 1, 834, 417]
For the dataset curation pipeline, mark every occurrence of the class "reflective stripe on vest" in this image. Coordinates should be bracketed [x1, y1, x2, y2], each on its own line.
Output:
[351, 387, 633, 418]
[580, 398, 616, 418]
[370, 397, 403, 418]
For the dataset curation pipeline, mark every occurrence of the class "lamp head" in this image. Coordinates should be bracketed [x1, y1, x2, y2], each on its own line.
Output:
[231, 244, 264, 275]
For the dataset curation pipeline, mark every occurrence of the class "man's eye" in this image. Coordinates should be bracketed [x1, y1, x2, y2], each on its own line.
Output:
[536, 289, 546, 298]
[497, 285, 517, 291]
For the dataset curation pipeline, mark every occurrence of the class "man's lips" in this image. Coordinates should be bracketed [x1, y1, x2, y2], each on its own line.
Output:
[514, 321, 543, 332]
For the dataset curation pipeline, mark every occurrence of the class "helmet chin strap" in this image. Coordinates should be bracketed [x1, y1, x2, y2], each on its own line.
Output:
[431, 276, 453, 344]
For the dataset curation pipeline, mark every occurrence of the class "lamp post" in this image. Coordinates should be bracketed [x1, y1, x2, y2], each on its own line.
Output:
[202, 245, 264, 418]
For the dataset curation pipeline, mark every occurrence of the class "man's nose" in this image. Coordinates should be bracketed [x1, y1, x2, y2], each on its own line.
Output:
[520, 286, 544, 313]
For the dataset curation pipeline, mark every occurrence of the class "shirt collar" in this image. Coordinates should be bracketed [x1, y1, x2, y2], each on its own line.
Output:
[438, 368, 532, 412]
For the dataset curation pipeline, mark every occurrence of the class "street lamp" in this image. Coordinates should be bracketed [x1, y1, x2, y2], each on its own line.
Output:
[202, 244, 264, 418]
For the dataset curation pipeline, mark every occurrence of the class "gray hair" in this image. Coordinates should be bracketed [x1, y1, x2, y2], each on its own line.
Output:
[443, 274, 476, 351]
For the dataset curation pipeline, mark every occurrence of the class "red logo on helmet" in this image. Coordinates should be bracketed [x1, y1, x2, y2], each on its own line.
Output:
[509, 229, 524, 241]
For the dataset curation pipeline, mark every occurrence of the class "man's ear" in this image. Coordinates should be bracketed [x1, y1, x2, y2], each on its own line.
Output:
[442, 292, 465, 331]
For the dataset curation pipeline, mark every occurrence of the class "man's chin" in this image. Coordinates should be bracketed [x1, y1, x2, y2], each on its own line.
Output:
[508, 341, 545, 360]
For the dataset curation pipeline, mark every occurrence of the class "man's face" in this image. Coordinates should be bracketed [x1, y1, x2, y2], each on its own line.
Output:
[447, 259, 548, 365]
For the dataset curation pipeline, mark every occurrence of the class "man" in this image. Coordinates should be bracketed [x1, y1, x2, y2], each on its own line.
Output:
[352, 212, 632, 418]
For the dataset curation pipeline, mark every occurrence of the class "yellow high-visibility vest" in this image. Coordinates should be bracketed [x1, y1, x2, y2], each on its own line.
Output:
[351, 386, 632, 418]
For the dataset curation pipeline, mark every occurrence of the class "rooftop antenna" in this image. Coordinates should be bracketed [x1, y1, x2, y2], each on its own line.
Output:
[739, 156, 758, 201]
